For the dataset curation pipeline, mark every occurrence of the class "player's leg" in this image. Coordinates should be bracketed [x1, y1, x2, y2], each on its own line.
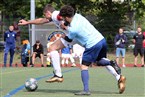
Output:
[31, 53, 36, 67]
[46, 38, 65, 83]
[69, 54, 76, 67]
[9, 47, 15, 67]
[46, 53, 51, 67]
[116, 48, 120, 65]
[97, 39, 126, 94]
[74, 64, 91, 95]
[79, 53, 83, 65]
[61, 54, 65, 67]
[133, 48, 138, 67]
[65, 56, 69, 66]
[140, 48, 144, 67]
[121, 48, 126, 67]
[4, 46, 10, 67]
[75, 42, 104, 95]
[40, 54, 44, 67]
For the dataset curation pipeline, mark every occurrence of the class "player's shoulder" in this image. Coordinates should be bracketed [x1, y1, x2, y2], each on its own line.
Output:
[13, 31, 17, 34]
[5, 30, 9, 33]
[51, 11, 60, 20]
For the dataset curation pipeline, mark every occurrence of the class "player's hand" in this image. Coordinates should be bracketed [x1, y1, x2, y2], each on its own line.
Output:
[122, 39, 125, 43]
[60, 22, 68, 30]
[61, 33, 66, 38]
[18, 19, 28, 25]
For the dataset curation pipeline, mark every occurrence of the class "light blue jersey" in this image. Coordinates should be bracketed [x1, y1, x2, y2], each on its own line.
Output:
[67, 13, 104, 48]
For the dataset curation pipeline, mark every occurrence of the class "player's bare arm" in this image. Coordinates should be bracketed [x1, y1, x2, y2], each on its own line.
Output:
[132, 39, 136, 44]
[18, 18, 49, 25]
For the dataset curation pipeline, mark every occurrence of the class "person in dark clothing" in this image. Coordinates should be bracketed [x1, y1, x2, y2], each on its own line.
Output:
[133, 27, 145, 67]
[30, 40, 44, 67]
[114, 28, 128, 67]
[4, 25, 17, 67]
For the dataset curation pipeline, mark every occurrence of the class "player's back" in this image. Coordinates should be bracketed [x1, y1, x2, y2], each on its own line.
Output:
[68, 14, 104, 48]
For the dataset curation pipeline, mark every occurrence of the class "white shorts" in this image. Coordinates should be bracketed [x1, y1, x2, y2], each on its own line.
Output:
[61, 53, 71, 58]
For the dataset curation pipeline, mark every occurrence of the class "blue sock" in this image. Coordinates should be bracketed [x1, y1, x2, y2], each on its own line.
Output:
[81, 70, 89, 92]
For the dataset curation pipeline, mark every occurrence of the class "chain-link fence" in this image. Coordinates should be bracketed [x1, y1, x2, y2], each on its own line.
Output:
[0, 21, 135, 54]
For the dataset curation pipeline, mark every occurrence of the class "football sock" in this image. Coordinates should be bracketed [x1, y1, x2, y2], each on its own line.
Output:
[66, 59, 69, 64]
[106, 65, 120, 81]
[79, 56, 82, 64]
[61, 59, 65, 65]
[70, 55, 75, 63]
[50, 51, 62, 77]
[81, 70, 89, 92]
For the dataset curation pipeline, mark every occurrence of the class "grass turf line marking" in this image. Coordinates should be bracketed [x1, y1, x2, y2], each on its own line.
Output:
[3, 68, 78, 97]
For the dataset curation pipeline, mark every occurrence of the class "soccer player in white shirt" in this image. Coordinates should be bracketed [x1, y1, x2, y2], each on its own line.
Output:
[18, 4, 64, 82]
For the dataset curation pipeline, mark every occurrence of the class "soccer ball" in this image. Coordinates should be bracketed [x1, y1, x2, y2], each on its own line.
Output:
[25, 78, 38, 91]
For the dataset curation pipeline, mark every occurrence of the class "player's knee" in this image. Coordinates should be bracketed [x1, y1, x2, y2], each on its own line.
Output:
[82, 60, 91, 66]
[81, 64, 89, 70]
[4, 52, 8, 56]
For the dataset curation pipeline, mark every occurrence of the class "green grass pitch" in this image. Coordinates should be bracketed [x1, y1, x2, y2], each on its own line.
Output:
[0, 67, 145, 97]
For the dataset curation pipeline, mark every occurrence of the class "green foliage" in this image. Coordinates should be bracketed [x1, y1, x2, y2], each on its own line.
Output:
[1, 0, 145, 50]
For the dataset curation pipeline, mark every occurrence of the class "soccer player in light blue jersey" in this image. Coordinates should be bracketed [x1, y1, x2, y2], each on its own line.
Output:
[57, 5, 126, 95]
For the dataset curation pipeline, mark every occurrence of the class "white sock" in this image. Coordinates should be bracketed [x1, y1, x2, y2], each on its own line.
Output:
[61, 59, 65, 65]
[106, 65, 120, 81]
[65, 59, 68, 64]
[50, 51, 62, 77]
[70, 55, 75, 63]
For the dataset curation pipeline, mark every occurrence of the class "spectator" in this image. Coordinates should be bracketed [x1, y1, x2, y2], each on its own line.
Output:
[133, 27, 145, 67]
[114, 28, 128, 67]
[4, 25, 17, 67]
[30, 40, 44, 67]
[60, 46, 76, 67]
[21, 39, 30, 67]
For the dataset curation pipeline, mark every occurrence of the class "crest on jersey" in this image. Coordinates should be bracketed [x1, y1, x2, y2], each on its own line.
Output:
[47, 31, 65, 42]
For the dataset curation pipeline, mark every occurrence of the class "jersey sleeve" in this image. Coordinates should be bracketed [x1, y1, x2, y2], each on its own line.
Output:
[67, 27, 77, 40]
[4, 32, 7, 41]
[133, 34, 136, 39]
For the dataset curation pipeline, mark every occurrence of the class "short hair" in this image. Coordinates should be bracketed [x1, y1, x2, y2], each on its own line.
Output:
[43, 4, 55, 13]
[36, 40, 40, 43]
[119, 27, 124, 31]
[59, 5, 75, 18]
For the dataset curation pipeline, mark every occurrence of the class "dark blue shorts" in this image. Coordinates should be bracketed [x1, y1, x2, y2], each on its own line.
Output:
[82, 39, 107, 63]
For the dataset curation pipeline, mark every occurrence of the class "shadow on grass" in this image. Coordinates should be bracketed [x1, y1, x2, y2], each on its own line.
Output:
[24, 89, 118, 94]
